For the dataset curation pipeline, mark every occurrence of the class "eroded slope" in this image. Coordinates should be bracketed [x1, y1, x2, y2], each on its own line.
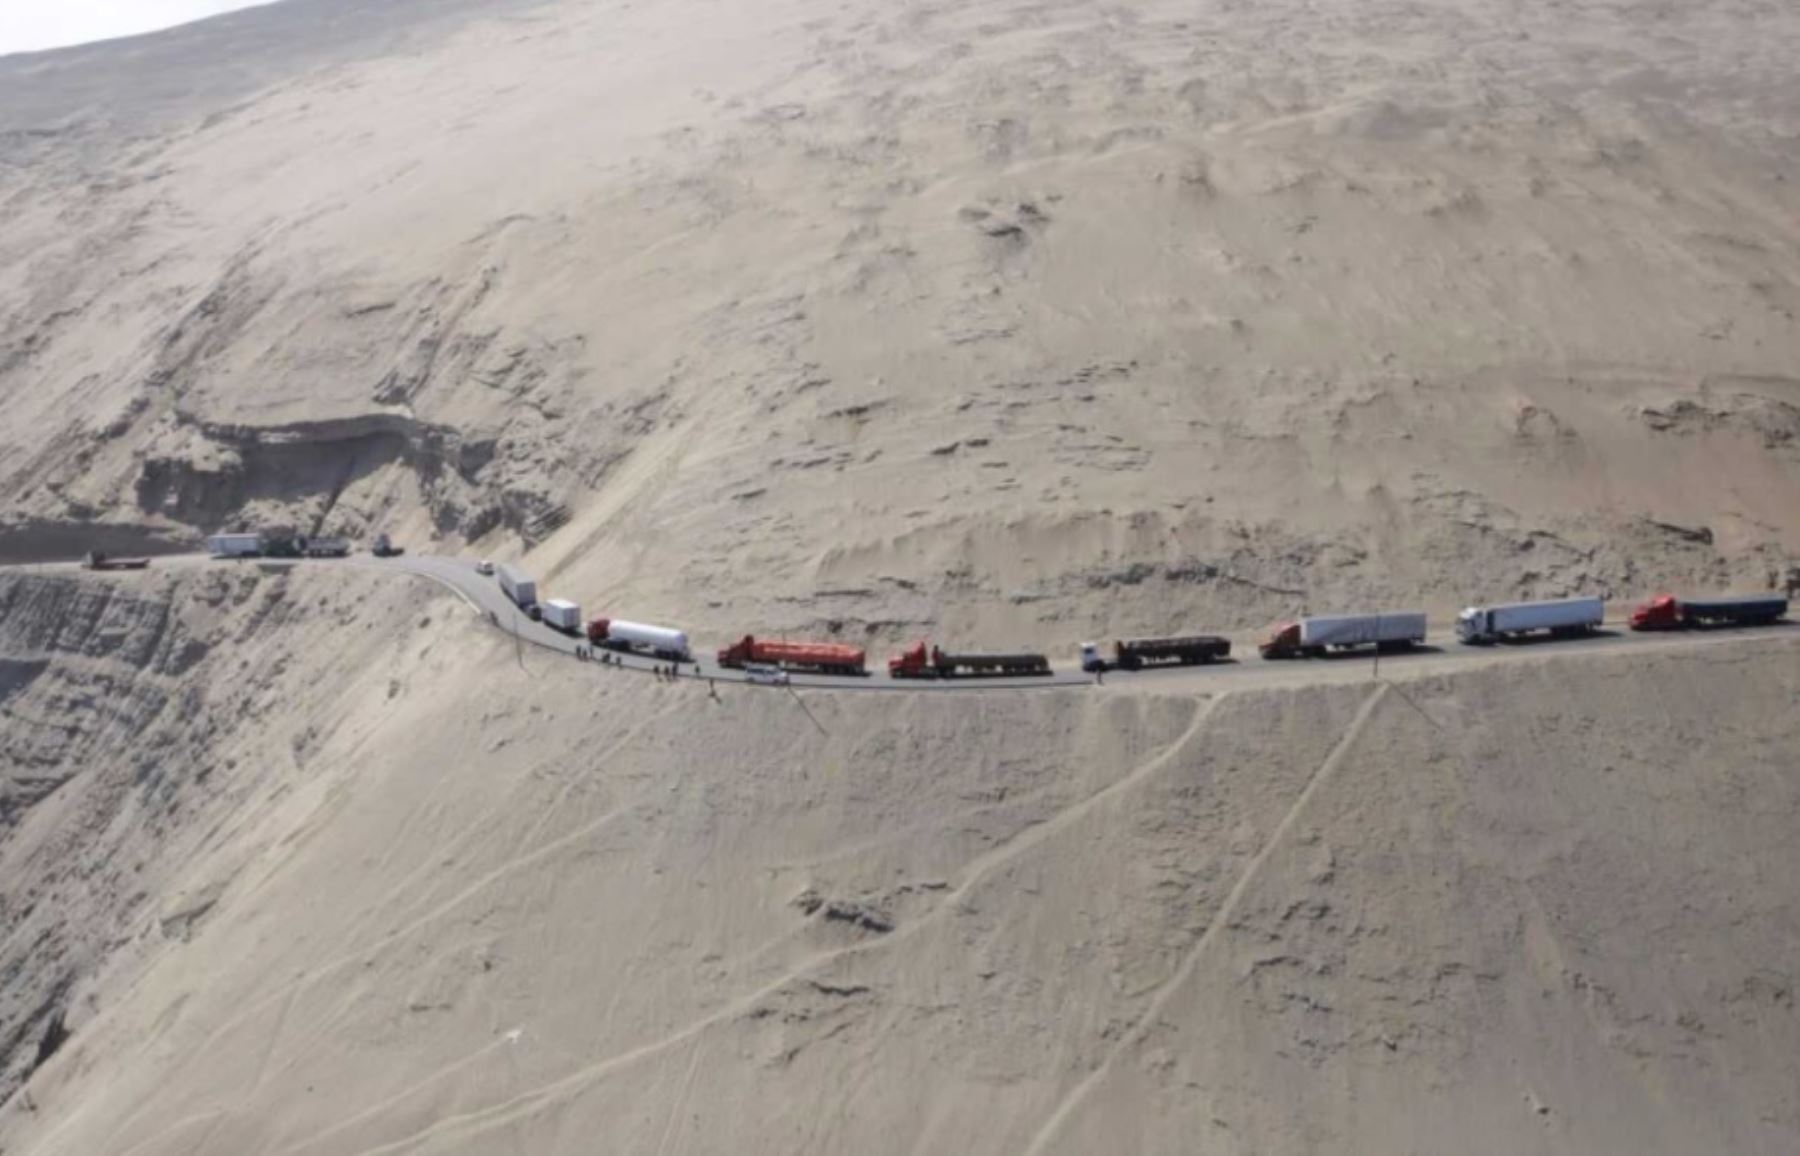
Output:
[2, 581, 1793, 1154]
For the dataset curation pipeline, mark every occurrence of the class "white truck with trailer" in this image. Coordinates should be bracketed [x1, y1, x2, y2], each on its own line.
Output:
[496, 565, 539, 618]
[1456, 596, 1603, 644]
[540, 599, 582, 634]
[1259, 612, 1428, 659]
[585, 617, 692, 662]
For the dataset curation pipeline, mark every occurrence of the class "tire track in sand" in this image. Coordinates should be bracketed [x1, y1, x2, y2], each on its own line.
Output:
[303, 694, 1228, 1156]
[1021, 682, 1391, 1156]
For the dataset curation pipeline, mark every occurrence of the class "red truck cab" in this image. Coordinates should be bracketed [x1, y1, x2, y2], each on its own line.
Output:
[1629, 595, 1680, 630]
[1258, 622, 1302, 659]
[888, 642, 933, 678]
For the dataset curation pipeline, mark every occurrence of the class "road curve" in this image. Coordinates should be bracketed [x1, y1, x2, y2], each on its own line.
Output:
[9, 551, 1796, 695]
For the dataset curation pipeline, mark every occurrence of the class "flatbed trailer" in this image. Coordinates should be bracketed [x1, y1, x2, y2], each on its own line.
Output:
[1630, 593, 1788, 630]
[82, 552, 150, 571]
[888, 642, 1051, 678]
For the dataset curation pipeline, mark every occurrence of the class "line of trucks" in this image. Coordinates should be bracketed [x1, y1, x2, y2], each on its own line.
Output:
[483, 562, 1788, 678]
[206, 531, 400, 559]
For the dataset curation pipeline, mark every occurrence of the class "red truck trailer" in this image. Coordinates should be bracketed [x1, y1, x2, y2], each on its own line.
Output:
[1629, 593, 1788, 630]
[717, 635, 867, 675]
[888, 642, 1051, 679]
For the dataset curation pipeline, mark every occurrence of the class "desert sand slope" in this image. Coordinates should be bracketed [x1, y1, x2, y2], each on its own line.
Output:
[2, 0, 1799, 642]
[2, 567, 1796, 1154]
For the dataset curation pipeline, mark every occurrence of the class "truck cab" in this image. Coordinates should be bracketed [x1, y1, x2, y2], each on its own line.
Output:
[1078, 642, 1104, 673]
[1455, 607, 1488, 644]
[1258, 622, 1302, 659]
[888, 642, 932, 678]
[1630, 595, 1680, 630]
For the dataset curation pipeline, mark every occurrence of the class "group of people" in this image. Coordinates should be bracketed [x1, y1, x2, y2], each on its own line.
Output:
[572, 643, 693, 685]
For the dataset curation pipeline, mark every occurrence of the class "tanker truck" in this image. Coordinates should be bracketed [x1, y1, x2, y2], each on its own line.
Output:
[1629, 593, 1788, 630]
[1456, 596, 1603, 644]
[1259, 612, 1427, 660]
[1079, 634, 1229, 673]
[717, 635, 866, 675]
[586, 617, 693, 662]
[888, 641, 1051, 679]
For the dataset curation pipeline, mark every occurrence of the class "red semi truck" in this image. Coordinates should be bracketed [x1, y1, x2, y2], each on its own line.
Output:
[888, 642, 1051, 679]
[1629, 593, 1788, 630]
[717, 635, 867, 675]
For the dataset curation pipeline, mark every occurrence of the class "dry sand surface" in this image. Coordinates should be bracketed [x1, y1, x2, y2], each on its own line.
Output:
[3, 0, 1800, 1152]
[1, 0, 1798, 641]
[2, 565, 1798, 1154]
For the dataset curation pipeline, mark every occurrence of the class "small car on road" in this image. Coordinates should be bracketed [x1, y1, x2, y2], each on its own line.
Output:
[742, 662, 790, 686]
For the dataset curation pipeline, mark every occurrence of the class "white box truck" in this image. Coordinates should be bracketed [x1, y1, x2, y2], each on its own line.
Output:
[1457, 596, 1603, 644]
[497, 565, 537, 613]
[1259, 612, 1427, 659]
[540, 599, 582, 634]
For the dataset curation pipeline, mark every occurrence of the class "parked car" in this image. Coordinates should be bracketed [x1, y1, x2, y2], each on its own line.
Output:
[476, 560, 494, 576]
[742, 662, 790, 686]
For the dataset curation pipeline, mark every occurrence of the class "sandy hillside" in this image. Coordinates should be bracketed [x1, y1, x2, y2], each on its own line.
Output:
[1, 565, 1797, 1154]
[3, 0, 1800, 1153]
[1, 0, 1798, 644]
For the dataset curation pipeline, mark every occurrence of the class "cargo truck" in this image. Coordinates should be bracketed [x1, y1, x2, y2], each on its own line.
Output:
[1630, 593, 1788, 630]
[82, 551, 150, 571]
[206, 533, 262, 558]
[540, 599, 582, 634]
[717, 635, 867, 675]
[1259, 612, 1427, 660]
[497, 565, 538, 616]
[1080, 635, 1229, 673]
[888, 642, 1051, 679]
[586, 617, 693, 662]
[301, 536, 351, 558]
[1456, 596, 1603, 645]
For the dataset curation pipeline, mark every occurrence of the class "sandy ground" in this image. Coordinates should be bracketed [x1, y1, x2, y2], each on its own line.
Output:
[3, 0, 1800, 1151]
[1, 0, 1797, 645]
[2, 564, 1797, 1154]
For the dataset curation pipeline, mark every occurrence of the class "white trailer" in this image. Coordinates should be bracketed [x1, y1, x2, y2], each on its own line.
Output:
[1260, 612, 1427, 659]
[1457, 596, 1603, 644]
[540, 598, 582, 634]
[585, 617, 692, 662]
[206, 533, 262, 558]
[496, 565, 537, 610]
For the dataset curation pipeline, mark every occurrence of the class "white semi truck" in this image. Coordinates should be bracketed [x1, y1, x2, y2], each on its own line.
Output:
[1259, 612, 1428, 659]
[1456, 596, 1603, 644]
[496, 565, 538, 618]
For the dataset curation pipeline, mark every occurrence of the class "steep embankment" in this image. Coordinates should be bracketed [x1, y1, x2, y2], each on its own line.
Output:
[0, 564, 466, 1108]
[3, 0, 1799, 642]
[3, 576, 1794, 1154]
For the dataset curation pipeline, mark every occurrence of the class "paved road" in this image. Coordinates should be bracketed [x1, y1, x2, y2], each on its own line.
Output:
[12, 551, 1797, 695]
[371, 555, 1800, 697]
